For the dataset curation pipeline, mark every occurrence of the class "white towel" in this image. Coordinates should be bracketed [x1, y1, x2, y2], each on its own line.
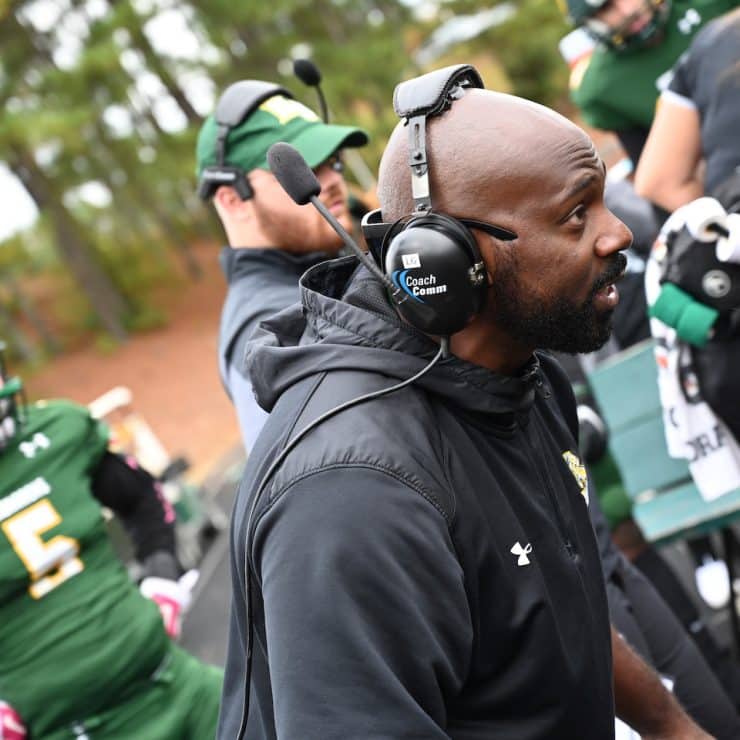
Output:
[646, 204, 740, 502]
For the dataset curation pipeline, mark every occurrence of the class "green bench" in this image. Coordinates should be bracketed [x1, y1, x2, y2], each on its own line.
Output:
[587, 339, 740, 546]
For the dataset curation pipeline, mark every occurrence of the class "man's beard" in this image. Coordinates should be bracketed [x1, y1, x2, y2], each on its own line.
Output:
[491, 253, 628, 354]
[253, 202, 344, 253]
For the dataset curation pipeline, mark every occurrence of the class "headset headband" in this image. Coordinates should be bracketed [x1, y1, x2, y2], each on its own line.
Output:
[197, 80, 293, 201]
[361, 65, 517, 254]
[393, 65, 484, 212]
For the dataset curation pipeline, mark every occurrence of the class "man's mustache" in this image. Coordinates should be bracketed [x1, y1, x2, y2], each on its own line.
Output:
[591, 252, 628, 295]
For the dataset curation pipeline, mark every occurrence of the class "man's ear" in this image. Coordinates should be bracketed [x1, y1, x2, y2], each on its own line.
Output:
[214, 186, 252, 222]
[472, 232, 496, 287]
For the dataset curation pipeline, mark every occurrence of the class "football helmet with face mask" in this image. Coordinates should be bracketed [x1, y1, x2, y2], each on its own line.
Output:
[564, 0, 671, 52]
[0, 342, 23, 452]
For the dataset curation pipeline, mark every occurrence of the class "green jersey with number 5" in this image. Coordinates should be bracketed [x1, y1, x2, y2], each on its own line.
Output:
[0, 400, 168, 737]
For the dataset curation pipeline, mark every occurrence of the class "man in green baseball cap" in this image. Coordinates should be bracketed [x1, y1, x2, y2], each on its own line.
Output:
[196, 82, 367, 253]
[196, 80, 368, 450]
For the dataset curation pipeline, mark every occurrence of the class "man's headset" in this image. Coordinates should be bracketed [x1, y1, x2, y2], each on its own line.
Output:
[360, 64, 518, 337]
[196, 80, 293, 201]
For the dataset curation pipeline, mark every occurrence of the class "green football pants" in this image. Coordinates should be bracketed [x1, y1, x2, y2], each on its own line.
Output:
[46, 644, 223, 739]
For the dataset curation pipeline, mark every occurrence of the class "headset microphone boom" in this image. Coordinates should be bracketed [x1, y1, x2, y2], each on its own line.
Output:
[293, 57, 376, 191]
[293, 58, 329, 123]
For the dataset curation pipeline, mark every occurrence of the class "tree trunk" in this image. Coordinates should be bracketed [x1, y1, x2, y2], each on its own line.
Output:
[10, 149, 130, 341]
[110, 0, 201, 126]
[130, 23, 201, 126]
[2, 274, 61, 354]
[0, 304, 38, 364]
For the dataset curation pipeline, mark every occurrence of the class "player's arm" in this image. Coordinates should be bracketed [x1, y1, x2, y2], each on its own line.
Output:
[612, 628, 712, 739]
[91, 451, 179, 576]
[253, 467, 469, 739]
[91, 452, 194, 637]
[634, 92, 702, 212]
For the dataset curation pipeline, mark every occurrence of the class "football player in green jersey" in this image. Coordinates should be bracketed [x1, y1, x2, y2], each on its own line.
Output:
[562, 0, 737, 164]
[0, 343, 222, 739]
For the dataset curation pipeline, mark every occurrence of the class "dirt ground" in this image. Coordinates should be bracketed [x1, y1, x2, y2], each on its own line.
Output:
[24, 243, 241, 483]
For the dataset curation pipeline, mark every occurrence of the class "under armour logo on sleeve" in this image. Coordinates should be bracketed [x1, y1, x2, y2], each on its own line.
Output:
[19, 432, 51, 459]
[677, 8, 701, 34]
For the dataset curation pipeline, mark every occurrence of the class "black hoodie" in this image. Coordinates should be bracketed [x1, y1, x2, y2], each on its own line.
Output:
[218, 257, 614, 740]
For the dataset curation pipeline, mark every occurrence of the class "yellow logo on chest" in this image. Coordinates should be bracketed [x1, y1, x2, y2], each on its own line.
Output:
[562, 450, 589, 504]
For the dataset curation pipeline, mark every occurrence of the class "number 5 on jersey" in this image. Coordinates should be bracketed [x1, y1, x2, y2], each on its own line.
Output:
[2, 499, 83, 599]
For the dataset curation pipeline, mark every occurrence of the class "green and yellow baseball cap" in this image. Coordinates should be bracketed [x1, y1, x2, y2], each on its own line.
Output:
[196, 93, 368, 182]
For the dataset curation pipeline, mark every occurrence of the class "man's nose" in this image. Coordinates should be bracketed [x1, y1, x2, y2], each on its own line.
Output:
[612, 0, 635, 18]
[596, 211, 633, 257]
[316, 162, 343, 191]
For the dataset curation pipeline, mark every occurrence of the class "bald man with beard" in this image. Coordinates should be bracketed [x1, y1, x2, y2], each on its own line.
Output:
[218, 82, 711, 739]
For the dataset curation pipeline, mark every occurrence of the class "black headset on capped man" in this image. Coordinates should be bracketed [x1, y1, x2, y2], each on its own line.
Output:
[196, 80, 292, 202]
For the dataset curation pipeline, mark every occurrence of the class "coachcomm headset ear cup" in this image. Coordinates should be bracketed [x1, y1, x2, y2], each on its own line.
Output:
[369, 64, 490, 338]
[382, 213, 487, 336]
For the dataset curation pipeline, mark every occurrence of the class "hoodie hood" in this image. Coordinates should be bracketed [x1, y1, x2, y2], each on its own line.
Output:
[245, 256, 541, 418]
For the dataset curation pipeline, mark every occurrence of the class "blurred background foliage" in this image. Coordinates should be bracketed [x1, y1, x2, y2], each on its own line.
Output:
[0, 0, 569, 362]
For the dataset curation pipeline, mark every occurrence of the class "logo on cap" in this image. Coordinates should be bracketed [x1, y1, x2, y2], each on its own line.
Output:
[259, 97, 320, 125]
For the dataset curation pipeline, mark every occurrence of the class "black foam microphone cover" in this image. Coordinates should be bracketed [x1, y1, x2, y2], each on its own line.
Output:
[293, 58, 322, 87]
[267, 143, 321, 205]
